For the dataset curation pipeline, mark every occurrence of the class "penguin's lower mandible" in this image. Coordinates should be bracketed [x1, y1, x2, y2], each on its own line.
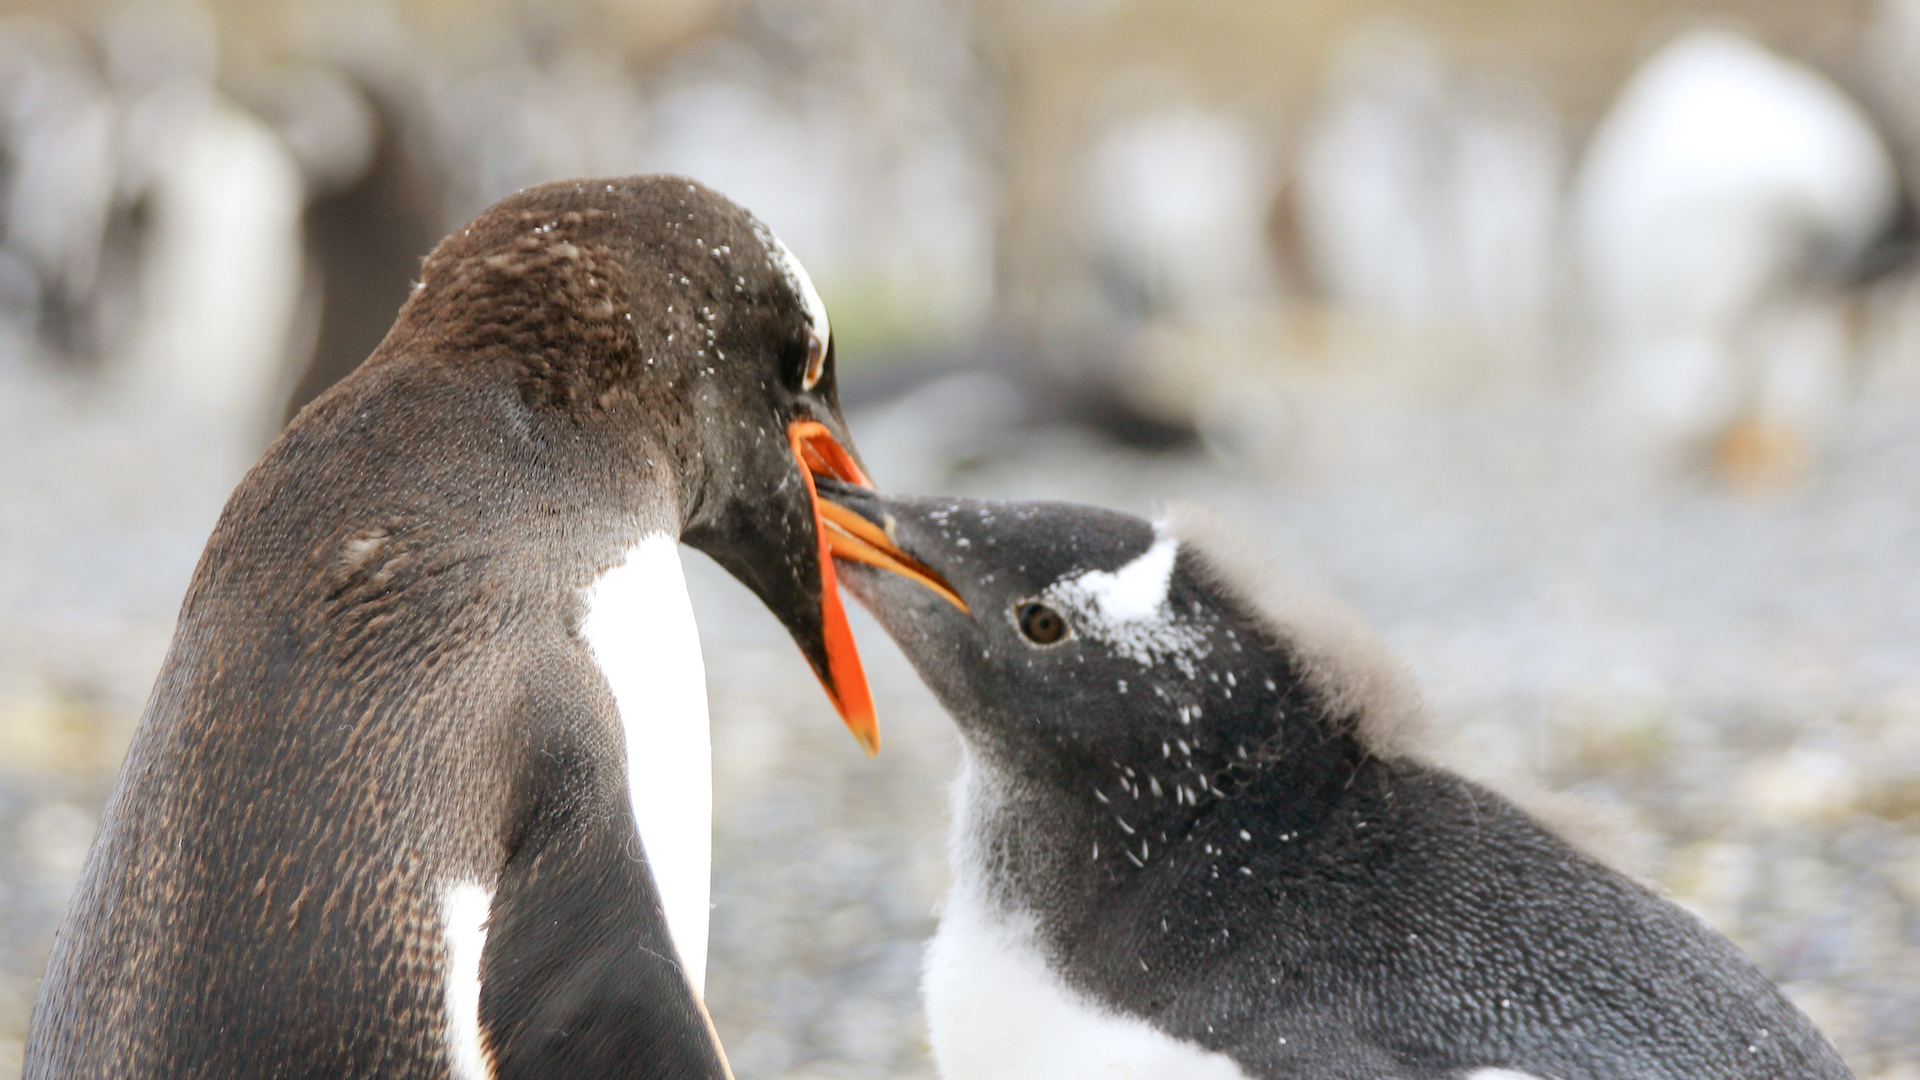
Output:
[823, 483, 1853, 1080]
[24, 176, 955, 1079]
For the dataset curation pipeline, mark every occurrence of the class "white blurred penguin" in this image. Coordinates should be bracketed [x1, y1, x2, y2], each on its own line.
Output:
[1573, 29, 1898, 482]
[1294, 18, 1563, 333]
[110, 2, 305, 464]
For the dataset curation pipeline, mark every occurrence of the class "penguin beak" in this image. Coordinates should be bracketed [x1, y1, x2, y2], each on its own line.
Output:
[785, 420, 880, 754]
[817, 501, 969, 615]
[785, 419, 954, 756]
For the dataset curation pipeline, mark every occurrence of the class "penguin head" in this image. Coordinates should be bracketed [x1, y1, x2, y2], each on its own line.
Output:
[380, 175, 939, 753]
[824, 488, 1429, 807]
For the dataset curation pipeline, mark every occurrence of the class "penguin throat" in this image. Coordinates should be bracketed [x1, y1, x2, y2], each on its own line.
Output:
[951, 748, 1137, 925]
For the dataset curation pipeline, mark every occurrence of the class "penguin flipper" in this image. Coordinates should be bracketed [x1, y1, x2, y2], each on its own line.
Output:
[478, 744, 727, 1079]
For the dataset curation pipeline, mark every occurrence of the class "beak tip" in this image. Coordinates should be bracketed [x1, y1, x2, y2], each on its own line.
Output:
[845, 709, 881, 756]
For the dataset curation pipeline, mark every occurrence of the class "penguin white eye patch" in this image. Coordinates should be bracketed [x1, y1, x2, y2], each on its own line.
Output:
[757, 221, 833, 389]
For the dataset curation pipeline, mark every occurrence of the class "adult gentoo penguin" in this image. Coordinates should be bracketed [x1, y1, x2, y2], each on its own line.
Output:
[823, 486, 1853, 1080]
[24, 176, 951, 1078]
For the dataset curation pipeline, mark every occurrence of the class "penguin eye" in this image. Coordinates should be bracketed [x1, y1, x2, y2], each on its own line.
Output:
[1016, 602, 1069, 645]
[801, 332, 827, 391]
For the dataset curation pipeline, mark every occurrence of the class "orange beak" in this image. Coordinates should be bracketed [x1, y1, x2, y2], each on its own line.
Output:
[788, 420, 969, 756]
[787, 420, 878, 754]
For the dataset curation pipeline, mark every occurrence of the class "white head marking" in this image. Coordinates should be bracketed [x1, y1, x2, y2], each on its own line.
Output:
[1044, 529, 1203, 667]
[753, 220, 831, 356]
[1063, 534, 1178, 621]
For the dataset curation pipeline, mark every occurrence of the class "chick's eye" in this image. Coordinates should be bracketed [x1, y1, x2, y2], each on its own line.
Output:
[1017, 602, 1068, 645]
[801, 332, 826, 390]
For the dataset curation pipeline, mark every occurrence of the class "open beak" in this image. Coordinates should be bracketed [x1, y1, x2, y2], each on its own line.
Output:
[787, 420, 968, 756]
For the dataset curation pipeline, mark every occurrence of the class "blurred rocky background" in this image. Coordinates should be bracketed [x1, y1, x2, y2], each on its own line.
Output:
[2, 0, 1920, 1076]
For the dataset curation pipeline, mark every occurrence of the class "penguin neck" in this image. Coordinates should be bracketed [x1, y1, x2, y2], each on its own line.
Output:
[579, 489, 712, 997]
[951, 713, 1371, 960]
[948, 742, 1141, 938]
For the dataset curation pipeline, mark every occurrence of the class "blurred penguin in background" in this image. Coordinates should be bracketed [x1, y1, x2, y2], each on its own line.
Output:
[1084, 105, 1275, 327]
[1294, 17, 1563, 338]
[1075, 101, 1279, 446]
[107, 2, 305, 462]
[0, 17, 122, 363]
[1573, 28, 1900, 486]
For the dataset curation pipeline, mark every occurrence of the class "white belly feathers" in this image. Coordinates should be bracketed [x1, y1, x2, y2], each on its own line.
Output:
[581, 533, 713, 996]
[925, 883, 1251, 1080]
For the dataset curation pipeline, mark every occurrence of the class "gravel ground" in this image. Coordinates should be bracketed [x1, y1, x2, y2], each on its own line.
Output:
[1, 356, 1917, 1078]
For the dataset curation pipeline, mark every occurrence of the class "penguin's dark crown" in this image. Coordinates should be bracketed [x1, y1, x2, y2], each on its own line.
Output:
[376, 174, 834, 425]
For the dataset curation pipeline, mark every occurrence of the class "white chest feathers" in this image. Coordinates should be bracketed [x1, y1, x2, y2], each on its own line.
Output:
[581, 534, 712, 996]
[441, 881, 498, 1080]
[924, 885, 1250, 1080]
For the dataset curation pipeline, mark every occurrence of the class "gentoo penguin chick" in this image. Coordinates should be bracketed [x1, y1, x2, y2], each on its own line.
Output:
[25, 177, 953, 1078]
[825, 487, 1853, 1080]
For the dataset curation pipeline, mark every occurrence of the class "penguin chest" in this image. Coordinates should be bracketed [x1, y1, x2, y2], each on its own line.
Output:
[581, 533, 712, 994]
[923, 886, 1249, 1080]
